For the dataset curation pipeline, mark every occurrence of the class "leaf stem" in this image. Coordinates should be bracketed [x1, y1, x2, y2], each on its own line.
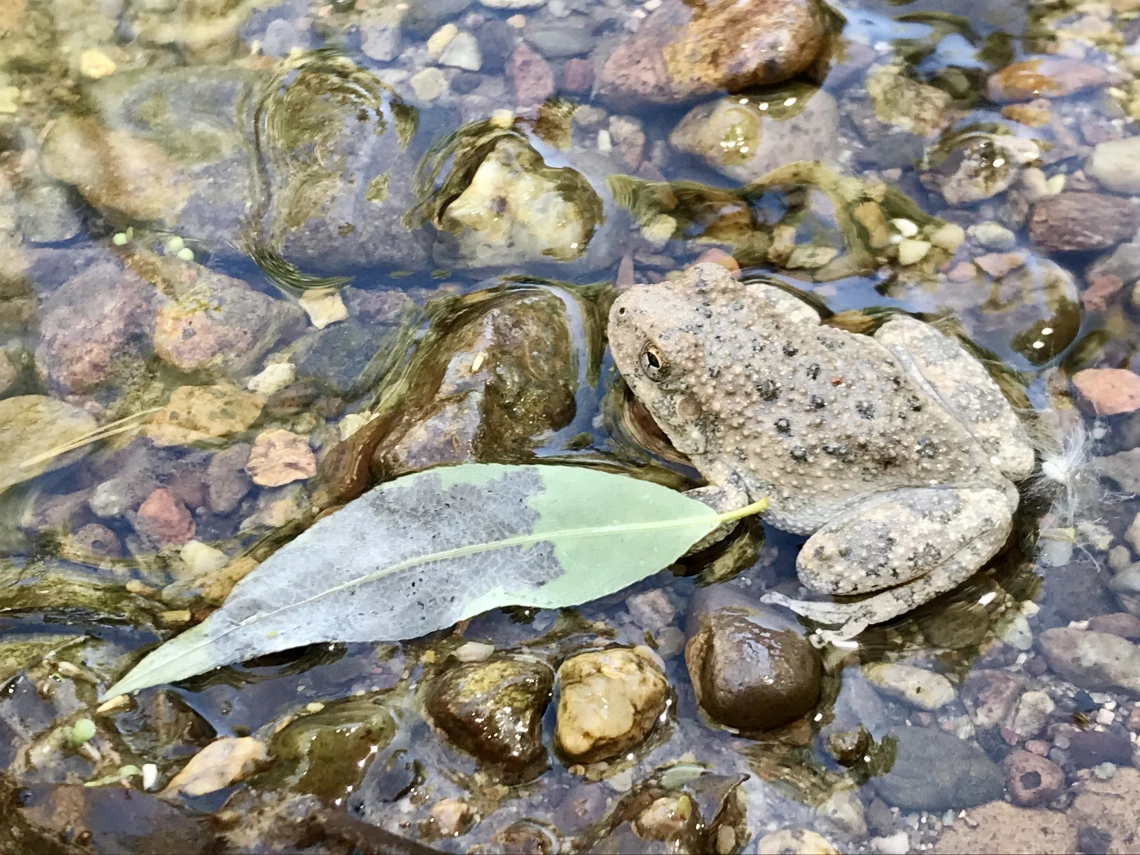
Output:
[713, 497, 769, 524]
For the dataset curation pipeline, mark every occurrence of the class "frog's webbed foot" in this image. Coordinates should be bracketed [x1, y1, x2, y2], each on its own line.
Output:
[763, 486, 1012, 636]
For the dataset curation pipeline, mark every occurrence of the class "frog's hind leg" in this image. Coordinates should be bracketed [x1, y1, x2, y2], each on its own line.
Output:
[761, 486, 1012, 639]
[874, 315, 1035, 480]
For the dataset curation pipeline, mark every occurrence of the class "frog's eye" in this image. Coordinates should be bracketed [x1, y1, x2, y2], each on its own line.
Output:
[639, 344, 669, 382]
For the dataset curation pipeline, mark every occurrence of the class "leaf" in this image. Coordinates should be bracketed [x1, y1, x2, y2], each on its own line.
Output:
[103, 464, 766, 697]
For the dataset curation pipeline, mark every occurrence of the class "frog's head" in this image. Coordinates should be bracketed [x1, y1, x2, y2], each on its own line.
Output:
[608, 264, 740, 458]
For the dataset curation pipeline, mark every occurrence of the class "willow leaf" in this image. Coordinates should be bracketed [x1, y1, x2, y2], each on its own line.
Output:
[104, 464, 766, 697]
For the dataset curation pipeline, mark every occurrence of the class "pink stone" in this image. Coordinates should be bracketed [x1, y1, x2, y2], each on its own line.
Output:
[246, 429, 316, 488]
[134, 487, 195, 546]
[508, 43, 554, 106]
[1072, 368, 1140, 416]
[561, 58, 593, 93]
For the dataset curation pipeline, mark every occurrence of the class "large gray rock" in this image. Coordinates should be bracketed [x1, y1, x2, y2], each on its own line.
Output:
[1037, 627, 1140, 696]
[874, 726, 1004, 811]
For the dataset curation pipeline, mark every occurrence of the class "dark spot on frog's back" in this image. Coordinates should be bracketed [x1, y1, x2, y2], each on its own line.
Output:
[806, 363, 820, 380]
[791, 446, 810, 462]
[758, 379, 780, 401]
[855, 400, 875, 419]
[775, 418, 791, 434]
[783, 342, 798, 357]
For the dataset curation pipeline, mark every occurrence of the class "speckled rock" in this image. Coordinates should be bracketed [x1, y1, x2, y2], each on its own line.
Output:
[1029, 193, 1139, 253]
[874, 727, 1004, 811]
[65, 523, 122, 558]
[1004, 750, 1065, 807]
[507, 42, 553, 106]
[145, 384, 264, 448]
[1070, 766, 1140, 852]
[1068, 730, 1133, 768]
[597, 0, 825, 106]
[684, 593, 821, 731]
[153, 268, 303, 379]
[933, 801, 1077, 854]
[669, 87, 839, 183]
[206, 443, 252, 514]
[427, 656, 553, 773]
[756, 829, 839, 854]
[35, 262, 158, 397]
[554, 647, 668, 764]
[0, 395, 98, 494]
[1038, 628, 1140, 696]
[963, 670, 1022, 729]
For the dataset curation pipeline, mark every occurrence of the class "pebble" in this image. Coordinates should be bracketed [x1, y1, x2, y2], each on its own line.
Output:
[1003, 750, 1065, 806]
[247, 361, 295, 396]
[1082, 274, 1124, 312]
[1068, 730, 1134, 768]
[897, 238, 931, 266]
[1072, 368, 1140, 416]
[1088, 137, 1140, 194]
[298, 290, 348, 330]
[928, 222, 965, 251]
[968, 221, 1018, 251]
[1088, 613, 1140, 640]
[625, 589, 675, 631]
[0, 395, 98, 494]
[1037, 627, 1140, 696]
[427, 23, 459, 56]
[65, 523, 122, 558]
[1010, 690, 1055, 739]
[246, 429, 316, 488]
[79, 48, 117, 79]
[206, 443, 253, 514]
[133, 487, 196, 547]
[146, 384, 264, 448]
[932, 801, 1077, 853]
[507, 42, 554, 106]
[562, 58, 593, 92]
[554, 647, 667, 764]
[986, 57, 1109, 104]
[1029, 192, 1139, 252]
[179, 540, 228, 578]
[163, 737, 268, 797]
[872, 831, 910, 855]
[440, 32, 482, 71]
[410, 67, 448, 101]
[480, 0, 545, 8]
[756, 829, 838, 855]
[863, 662, 956, 711]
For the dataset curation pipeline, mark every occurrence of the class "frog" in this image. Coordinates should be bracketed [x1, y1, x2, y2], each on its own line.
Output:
[608, 262, 1036, 639]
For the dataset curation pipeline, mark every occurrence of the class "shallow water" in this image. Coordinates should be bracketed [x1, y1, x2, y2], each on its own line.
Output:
[3, 0, 1140, 851]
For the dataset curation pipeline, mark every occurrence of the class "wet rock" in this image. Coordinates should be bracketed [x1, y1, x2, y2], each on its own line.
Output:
[508, 42, 554, 106]
[963, 670, 1022, 730]
[35, 261, 158, 397]
[368, 287, 578, 479]
[1072, 369, 1140, 416]
[1035, 556, 1117, 625]
[932, 801, 1077, 854]
[554, 647, 668, 764]
[17, 182, 83, 244]
[863, 662, 955, 712]
[924, 133, 1040, 205]
[1029, 193, 1139, 252]
[65, 523, 122, 557]
[1088, 613, 1140, 640]
[426, 656, 553, 773]
[1068, 730, 1133, 768]
[133, 486, 195, 546]
[1070, 766, 1140, 852]
[756, 829, 839, 854]
[0, 395, 98, 494]
[1004, 750, 1064, 807]
[873, 727, 1004, 811]
[153, 269, 303, 379]
[429, 134, 609, 271]
[270, 696, 397, 803]
[1038, 628, 1140, 696]
[360, 9, 402, 62]
[145, 384, 264, 448]
[626, 589, 675, 632]
[597, 0, 826, 106]
[1010, 690, 1055, 740]
[164, 736, 268, 797]
[402, 0, 471, 35]
[986, 57, 1109, 104]
[206, 443, 252, 514]
[866, 64, 951, 136]
[291, 318, 401, 397]
[245, 429, 315, 488]
[1088, 137, 1140, 195]
[562, 58, 594, 93]
[669, 86, 839, 183]
[684, 591, 821, 731]
[10, 781, 213, 854]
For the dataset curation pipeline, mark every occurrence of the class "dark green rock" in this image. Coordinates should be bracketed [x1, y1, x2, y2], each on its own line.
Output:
[426, 656, 553, 773]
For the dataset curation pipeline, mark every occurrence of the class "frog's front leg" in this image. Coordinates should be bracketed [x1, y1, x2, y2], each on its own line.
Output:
[762, 486, 1012, 638]
[684, 462, 753, 554]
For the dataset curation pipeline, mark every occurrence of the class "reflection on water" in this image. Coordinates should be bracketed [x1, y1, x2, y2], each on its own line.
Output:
[3, 0, 1140, 850]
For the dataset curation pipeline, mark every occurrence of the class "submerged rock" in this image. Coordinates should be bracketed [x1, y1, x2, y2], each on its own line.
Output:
[933, 801, 1076, 854]
[42, 55, 432, 279]
[1037, 627, 1140, 696]
[986, 57, 1109, 104]
[426, 655, 553, 773]
[0, 395, 98, 494]
[923, 131, 1041, 205]
[684, 589, 821, 731]
[554, 647, 668, 764]
[1029, 192, 1139, 252]
[597, 0, 826, 106]
[873, 727, 1003, 811]
[669, 86, 839, 183]
[35, 261, 159, 397]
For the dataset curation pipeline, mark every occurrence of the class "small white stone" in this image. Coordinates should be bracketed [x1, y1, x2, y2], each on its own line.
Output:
[891, 218, 919, 237]
[142, 763, 159, 790]
[439, 31, 482, 71]
[247, 361, 295, 396]
[607, 768, 633, 791]
[597, 129, 613, 152]
[1002, 613, 1034, 651]
[410, 67, 448, 101]
[1046, 173, 1066, 194]
[427, 23, 458, 57]
[872, 831, 910, 855]
[863, 662, 956, 711]
[454, 641, 495, 662]
[1097, 707, 1116, 725]
[180, 540, 228, 577]
[339, 412, 375, 441]
[897, 238, 931, 266]
[299, 289, 348, 329]
[927, 222, 965, 251]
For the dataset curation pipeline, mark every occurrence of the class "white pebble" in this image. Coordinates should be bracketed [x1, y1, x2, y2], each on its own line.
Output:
[891, 218, 919, 237]
[247, 361, 295, 396]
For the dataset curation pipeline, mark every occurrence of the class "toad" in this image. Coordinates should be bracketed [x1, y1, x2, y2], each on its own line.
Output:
[609, 263, 1035, 638]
